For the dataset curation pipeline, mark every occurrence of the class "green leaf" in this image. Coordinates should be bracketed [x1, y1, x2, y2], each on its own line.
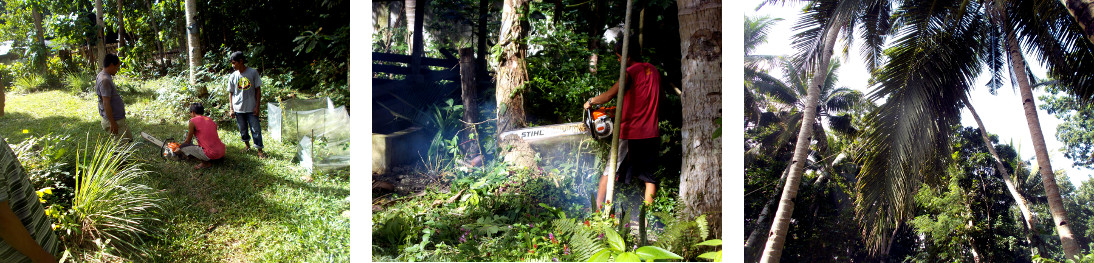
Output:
[605, 228, 625, 252]
[694, 239, 722, 247]
[616, 252, 640, 262]
[697, 251, 722, 261]
[588, 249, 612, 262]
[635, 246, 683, 260]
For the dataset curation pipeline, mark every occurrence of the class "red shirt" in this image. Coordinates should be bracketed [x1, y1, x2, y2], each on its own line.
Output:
[620, 62, 660, 139]
[191, 116, 226, 160]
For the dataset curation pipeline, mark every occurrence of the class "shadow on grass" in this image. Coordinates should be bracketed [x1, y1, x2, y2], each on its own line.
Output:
[0, 111, 103, 143]
[5, 90, 349, 262]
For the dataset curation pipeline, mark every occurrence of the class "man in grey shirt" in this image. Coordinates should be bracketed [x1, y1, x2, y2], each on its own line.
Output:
[96, 54, 130, 140]
[226, 51, 265, 158]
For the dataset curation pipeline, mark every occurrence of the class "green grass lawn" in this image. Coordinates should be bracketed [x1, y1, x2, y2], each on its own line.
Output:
[0, 86, 350, 262]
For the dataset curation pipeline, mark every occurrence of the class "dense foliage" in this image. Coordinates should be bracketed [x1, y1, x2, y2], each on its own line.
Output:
[0, 0, 349, 107]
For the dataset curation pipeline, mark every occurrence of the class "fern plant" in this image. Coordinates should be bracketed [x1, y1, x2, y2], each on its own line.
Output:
[552, 218, 606, 261]
[652, 211, 708, 260]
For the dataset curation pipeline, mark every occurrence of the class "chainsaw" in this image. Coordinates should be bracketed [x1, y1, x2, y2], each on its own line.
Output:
[140, 131, 186, 161]
[583, 105, 615, 140]
[498, 105, 615, 142]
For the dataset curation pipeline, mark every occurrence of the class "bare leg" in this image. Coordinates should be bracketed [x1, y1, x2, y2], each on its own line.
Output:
[596, 174, 610, 212]
[644, 182, 656, 205]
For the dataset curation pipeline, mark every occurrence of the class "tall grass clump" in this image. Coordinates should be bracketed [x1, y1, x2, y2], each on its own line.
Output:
[12, 74, 45, 93]
[69, 134, 163, 255]
[63, 71, 94, 94]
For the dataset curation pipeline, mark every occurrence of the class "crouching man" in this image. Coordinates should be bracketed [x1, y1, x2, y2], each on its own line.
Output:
[176, 103, 226, 169]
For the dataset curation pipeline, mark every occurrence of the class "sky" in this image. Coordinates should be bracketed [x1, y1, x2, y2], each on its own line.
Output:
[744, 0, 1094, 186]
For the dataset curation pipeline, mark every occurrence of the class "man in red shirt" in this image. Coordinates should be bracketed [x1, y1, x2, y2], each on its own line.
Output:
[584, 37, 661, 211]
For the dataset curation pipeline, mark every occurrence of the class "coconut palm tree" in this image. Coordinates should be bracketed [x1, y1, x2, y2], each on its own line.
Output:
[745, 56, 870, 261]
[853, 0, 1094, 259]
[757, 0, 894, 261]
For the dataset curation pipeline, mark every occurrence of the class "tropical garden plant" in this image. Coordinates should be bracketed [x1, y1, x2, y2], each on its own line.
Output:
[66, 134, 164, 254]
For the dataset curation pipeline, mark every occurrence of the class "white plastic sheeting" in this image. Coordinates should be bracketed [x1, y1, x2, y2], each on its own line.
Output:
[268, 98, 350, 173]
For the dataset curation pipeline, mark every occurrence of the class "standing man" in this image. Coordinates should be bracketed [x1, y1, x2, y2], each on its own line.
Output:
[96, 53, 130, 140]
[0, 135, 59, 263]
[585, 37, 661, 211]
[226, 51, 265, 158]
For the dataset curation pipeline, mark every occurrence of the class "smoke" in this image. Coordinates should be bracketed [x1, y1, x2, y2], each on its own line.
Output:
[526, 134, 606, 212]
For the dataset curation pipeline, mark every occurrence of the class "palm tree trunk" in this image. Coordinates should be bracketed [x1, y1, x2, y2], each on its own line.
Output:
[495, 0, 529, 136]
[184, 0, 204, 94]
[1008, 31, 1082, 260]
[95, 0, 106, 70]
[962, 96, 1042, 256]
[677, 0, 722, 237]
[745, 163, 790, 262]
[1058, 0, 1094, 46]
[759, 20, 843, 263]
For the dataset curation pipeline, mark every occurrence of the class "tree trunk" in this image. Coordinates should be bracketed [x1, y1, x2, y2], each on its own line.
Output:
[185, 0, 204, 94]
[1009, 32, 1082, 260]
[495, 0, 529, 138]
[962, 96, 1042, 253]
[476, 0, 488, 76]
[1059, 0, 1094, 46]
[459, 48, 482, 159]
[95, 0, 106, 70]
[678, 0, 722, 238]
[143, 0, 166, 72]
[405, 0, 418, 55]
[32, 5, 46, 76]
[117, 0, 126, 55]
[759, 20, 842, 263]
[745, 163, 791, 262]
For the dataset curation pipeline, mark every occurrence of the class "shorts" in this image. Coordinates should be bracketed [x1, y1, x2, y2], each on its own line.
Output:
[100, 118, 133, 140]
[179, 145, 211, 161]
[616, 138, 659, 185]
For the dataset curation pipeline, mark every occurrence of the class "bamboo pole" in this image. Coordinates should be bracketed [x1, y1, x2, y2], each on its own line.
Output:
[605, 0, 634, 209]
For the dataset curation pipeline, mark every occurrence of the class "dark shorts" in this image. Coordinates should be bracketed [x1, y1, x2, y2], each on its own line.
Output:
[616, 138, 660, 185]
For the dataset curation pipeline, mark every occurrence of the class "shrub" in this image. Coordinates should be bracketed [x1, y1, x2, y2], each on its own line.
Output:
[67, 135, 164, 254]
[12, 74, 45, 93]
[63, 71, 94, 94]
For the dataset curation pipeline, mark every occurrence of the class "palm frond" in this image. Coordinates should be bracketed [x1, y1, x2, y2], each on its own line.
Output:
[1009, 0, 1094, 102]
[748, 66, 799, 106]
[854, 0, 986, 254]
[825, 87, 865, 113]
[858, 0, 893, 73]
[828, 113, 858, 136]
[746, 15, 785, 56]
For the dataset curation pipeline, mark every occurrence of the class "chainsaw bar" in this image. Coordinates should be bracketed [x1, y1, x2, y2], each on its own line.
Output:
[498, 122, 588, 142]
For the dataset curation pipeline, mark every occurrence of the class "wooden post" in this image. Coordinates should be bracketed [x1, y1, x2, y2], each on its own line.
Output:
[409, 0, 426, 77]
[459, 48, 482, 159]
[605, 0, 634, 209]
